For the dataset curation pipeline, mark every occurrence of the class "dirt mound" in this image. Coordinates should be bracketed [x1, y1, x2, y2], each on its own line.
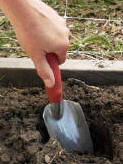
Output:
[0, 79, 122, 164]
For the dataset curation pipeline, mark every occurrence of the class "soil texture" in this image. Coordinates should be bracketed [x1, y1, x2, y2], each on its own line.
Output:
[0, 78, 123, 164]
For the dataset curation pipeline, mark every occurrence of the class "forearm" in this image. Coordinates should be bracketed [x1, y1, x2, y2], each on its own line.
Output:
[0, 0, 44, 28]
[0, 0, 27, 9]
[0, 0, 29, 18]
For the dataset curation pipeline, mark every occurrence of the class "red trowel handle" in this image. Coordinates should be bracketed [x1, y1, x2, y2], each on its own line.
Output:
[46, 53, 63, 103]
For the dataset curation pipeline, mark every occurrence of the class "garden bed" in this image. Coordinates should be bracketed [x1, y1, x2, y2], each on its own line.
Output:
[0, 78, 123, 164]
[0, 1, 123, 163]
[0, 58, 123, 86]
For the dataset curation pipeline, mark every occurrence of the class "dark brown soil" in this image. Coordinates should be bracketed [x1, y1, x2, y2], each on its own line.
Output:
[0, 78, 123, 164]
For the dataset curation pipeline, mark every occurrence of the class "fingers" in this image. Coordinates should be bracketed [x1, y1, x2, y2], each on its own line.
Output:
[56, 50, 67, 64]
[55, 38, 70, 64]
[57, 27, 70, 64]
[32, 52, 55, 88]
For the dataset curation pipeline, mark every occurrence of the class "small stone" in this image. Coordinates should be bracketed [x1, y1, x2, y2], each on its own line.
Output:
[59, 150, 65, 155]
[26, 143, 41, 155]
[0, 144, 6, 154]
[45, 155, 50, 164]
[53, 141, 56, 145]
[20, 130, 40, 143]
[1, 153, 10, 162]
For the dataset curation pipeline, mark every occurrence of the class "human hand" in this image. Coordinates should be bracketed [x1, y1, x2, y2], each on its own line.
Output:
[1, 0, 69, 87]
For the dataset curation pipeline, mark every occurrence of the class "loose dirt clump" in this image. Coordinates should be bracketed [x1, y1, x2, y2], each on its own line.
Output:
[0, 78, 123, 164]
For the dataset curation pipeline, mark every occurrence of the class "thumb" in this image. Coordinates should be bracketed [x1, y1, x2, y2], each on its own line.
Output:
[33, 52, 55, 88]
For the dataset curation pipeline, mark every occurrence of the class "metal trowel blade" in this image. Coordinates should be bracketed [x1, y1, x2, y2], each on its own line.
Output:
[43, 100, 93, 153]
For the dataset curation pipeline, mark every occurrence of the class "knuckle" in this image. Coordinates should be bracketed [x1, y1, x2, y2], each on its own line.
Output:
[66, 27, 70, 33]
[65, 26, 70, 33]
[60, 17, 66, 24]
[59, 54, 67, 64]
[62, 55, 67, 62]
[64, 39, 70, 50]
[60, 38, 69, 49]
[66, 39, 70, 47]
[63, 19, 67, 25]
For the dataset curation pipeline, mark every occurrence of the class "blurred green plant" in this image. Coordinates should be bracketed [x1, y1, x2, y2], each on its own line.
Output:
[0, 17, 10, 27]
[0, 0, 122, 59]
[82, 34, 112, 49]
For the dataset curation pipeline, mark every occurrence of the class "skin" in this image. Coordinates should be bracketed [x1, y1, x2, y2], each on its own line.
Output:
[0, 0, 69, 88]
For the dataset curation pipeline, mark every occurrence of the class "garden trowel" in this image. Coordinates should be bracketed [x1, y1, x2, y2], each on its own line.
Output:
[43, 53, 93, 153]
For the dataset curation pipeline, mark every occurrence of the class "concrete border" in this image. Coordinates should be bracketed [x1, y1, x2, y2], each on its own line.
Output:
[0, 58, 123, 87]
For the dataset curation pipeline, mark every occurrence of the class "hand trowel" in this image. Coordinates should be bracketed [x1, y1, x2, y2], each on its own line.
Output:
[43, 53, 93, 153]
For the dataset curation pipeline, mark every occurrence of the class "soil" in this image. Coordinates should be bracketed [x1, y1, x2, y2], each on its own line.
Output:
[0, 78, 123, 164]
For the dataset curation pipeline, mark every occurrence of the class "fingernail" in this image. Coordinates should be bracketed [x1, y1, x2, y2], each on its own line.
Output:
[44, 79, 54, 88]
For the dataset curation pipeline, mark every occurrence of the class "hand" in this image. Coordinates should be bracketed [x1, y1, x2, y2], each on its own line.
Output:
[1, 0, 69, 88]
